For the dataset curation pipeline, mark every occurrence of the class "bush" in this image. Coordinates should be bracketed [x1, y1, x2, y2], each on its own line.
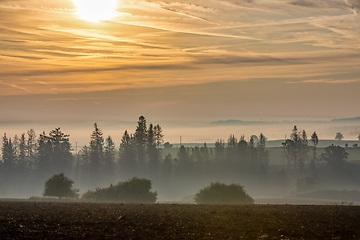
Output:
[321, 145, 348, 167]
[44, 173, 79, 198]
[194, 182, 254, 204]
[82, 177, 157, 203]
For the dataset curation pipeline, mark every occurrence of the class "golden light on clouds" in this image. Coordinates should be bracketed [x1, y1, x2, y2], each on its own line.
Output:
[1, 0, 360, 126]
[72, 0, 118, 22]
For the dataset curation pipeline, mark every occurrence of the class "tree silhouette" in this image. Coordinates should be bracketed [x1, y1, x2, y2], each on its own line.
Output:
[282, 126, 309, 170]
[160, 154, 174, 182]
[89, 123, 104, 184]
[82, 177, 157, 203]
[154, 124, 164, 148]
[335, 132, 344, 141]
[104, 135, 115, 183]
[194, 182, 254, 204]
[2, 134, 16, 170]
[26, 129, 37, 169]
[44, 173, 79, 198]
[37, 131, 53, 173]
[48, 128, 72, 173]
[321, 145, 348, 167]
[147, 124, 159, 178]
[119, 130, 137, 178]
[134, 116, 147, 171]
[175, 146, 191, 179]
[18, 133, 27, 168]
[214, 139, 225, 166]
[257, 133, 268, 174]
[163, 142, 173, 149]
[36, 128, 72, 175]
[310, 131, 319, 176]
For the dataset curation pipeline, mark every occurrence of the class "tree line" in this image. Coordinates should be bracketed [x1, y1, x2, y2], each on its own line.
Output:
[0, 116, 352, 197]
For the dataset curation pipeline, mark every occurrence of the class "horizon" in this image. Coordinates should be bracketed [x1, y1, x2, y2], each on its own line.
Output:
[1, 116, 359, 149]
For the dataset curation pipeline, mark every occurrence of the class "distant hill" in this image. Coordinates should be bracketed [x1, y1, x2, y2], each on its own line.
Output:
[211, 117, 360, 126]
[211, 119, 325, 126]
[210, 120, 263, 125]
[331, 117, 360, 122]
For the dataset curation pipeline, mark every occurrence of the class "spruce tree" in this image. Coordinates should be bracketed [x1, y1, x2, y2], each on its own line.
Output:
[147, 124, 159, 178]
[257, 133, 268, 174]
[18, 133, 27, 168]
[134, 116, 147, 171]
[2, 134, 16, 170]
[89, 123, 104, 184]
[26, 129, 37, 169]
[154, 124, 164, 148]
[48, 128, 72, 173]
[104, 135, 115, 183]
[119, 130, 137, 178]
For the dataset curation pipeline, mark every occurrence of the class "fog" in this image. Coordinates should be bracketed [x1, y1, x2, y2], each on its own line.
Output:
[1, 117, 360, 147]
[1, 117, 360, 204]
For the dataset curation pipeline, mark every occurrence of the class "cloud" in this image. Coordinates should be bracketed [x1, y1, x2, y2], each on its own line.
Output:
[192, 54, 304, 65]
[289, 0, 346, 8]
[287, 79, 360, 84]
[1, 0, 360, 99]
[345, 0, 360, 14]
[46, 97, 104, 102]
[0, 80, 32, 93]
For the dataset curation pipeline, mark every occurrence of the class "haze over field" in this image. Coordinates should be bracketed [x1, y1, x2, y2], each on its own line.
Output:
[1, 0, 360, 203]
[1, 117, 360, 147]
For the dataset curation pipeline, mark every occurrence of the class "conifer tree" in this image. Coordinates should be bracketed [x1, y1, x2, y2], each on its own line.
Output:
[214, 139, 225, 166]
[48, 127, 72, 173]
[119, 130, 137, 178]
[154, 124, 164, 148]
[147, 124, 159, 178]
[299, 129, 309, 170]
[310, 131, 319, 176]
[104, 135, 115, 183]
[257, 133, 268, 174]
[18, 133, 27, 168]
[89, 123, 104, 183]
[160, 154, 174, 181]
[2, 133, 16, 170]
[134, 116, 147, 170]
[27, 129, 37, 169]
[36, 128, 72, 175]
[37, 131, 52, 172]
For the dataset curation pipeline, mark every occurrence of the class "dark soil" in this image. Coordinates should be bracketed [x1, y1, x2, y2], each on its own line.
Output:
[1, 201, 360, 239]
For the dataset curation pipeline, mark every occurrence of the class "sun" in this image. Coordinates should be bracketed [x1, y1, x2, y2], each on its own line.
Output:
[73, 0, 118, 22]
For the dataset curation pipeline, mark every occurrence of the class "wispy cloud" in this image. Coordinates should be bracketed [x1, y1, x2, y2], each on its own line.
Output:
[287, 79, 360, 84]
[0, 0, 359, 107]
[345, 0, 360, 14]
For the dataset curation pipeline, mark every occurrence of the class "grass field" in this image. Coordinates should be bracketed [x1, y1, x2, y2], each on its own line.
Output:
[1, 201, 360, 239]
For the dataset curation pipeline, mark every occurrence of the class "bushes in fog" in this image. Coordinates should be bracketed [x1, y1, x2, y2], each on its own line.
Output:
[194, 182, 254, 204]
[44, 173, 79, 198]
[82, 177, 157, 203]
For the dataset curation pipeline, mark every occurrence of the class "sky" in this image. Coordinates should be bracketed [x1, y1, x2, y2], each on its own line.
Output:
[1, 0, 360, 144]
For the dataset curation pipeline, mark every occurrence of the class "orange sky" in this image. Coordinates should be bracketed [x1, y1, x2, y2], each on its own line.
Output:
[1, 0, 360, 143]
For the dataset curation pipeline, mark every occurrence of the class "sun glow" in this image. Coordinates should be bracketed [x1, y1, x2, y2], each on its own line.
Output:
[73, 0, 118, 22]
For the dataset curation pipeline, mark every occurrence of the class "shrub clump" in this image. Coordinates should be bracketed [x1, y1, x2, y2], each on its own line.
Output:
[82, 177, 157, 203]
[194, 182, 254, 204]
[44, 173, 79, 198]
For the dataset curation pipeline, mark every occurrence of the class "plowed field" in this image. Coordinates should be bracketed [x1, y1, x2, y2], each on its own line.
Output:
[1, 201, 360, 239]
